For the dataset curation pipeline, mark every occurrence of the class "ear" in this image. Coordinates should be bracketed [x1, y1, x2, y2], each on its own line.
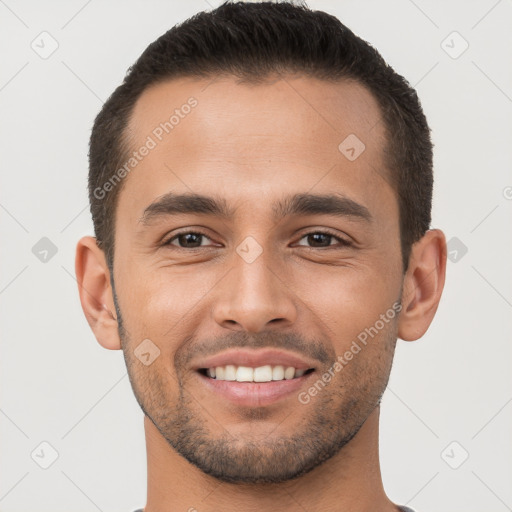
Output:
[398, 229, 447, 341]
[75, 236, 121, 350]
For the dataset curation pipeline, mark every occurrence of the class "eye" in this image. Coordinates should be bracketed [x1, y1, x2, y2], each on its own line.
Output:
[295, 231, 352, 248]
[161, 229, 351, 250]
[163, 231, 215, 249]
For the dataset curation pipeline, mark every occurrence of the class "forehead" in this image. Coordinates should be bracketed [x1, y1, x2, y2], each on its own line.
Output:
[118, 74, 393, 226]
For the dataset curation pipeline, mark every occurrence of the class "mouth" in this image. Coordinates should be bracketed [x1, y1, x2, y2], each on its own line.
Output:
[195, 365, 316, 407]
[197, 365, 315, 382]
[192, 349, 319, 406]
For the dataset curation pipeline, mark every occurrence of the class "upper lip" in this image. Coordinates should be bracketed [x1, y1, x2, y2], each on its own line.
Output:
[193, 349, 317, 371]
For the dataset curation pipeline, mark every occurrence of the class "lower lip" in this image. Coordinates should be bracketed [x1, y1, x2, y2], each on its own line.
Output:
[196, 371, 315, 407]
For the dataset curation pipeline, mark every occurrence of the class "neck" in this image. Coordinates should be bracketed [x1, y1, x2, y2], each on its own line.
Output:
[141, 406, 399, 512]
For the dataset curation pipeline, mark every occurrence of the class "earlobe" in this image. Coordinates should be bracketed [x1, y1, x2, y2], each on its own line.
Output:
[398, 229, 447, 341]
[75, 236, 122, 350]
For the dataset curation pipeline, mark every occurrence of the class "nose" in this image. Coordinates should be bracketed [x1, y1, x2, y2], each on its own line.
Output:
[212, 249, 298, 333]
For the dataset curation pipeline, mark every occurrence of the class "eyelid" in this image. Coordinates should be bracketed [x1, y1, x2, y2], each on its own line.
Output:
[162, 228, 218, 248]
[293, 228, 352, 248]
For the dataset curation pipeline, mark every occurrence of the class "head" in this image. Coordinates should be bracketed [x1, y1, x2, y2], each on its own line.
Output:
[76, 0, 446, 484]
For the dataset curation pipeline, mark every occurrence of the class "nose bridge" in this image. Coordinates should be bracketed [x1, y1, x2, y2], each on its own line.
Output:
[212, 237, 297, 332]
[234, 246, 277, 300]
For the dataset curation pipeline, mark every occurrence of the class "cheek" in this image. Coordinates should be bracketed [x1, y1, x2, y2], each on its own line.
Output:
[293, 262, 401, 347]
[119, 265, 219, 345]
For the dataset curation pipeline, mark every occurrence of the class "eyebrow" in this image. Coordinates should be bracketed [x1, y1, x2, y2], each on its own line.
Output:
[138, 191, 372, 226]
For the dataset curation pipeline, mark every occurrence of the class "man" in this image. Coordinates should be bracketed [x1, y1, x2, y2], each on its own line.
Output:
[75, 1, 446, 511]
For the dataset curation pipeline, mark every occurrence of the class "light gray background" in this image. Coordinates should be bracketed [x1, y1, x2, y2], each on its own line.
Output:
[1, 1, 511, 511]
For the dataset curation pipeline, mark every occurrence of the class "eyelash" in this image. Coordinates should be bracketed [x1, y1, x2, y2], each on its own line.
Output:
[161, 229, 352, 250]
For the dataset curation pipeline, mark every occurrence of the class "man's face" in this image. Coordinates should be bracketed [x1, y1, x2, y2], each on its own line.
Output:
[113, 75, 403, 483]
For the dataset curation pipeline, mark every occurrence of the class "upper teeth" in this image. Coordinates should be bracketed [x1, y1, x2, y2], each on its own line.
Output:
[206, 365, 307, 382]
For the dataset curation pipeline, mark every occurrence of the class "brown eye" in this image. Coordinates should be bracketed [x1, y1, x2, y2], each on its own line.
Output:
[296, 231, 351, 248]
[165, 231, 212, 248]
[304, 233, 333, 247]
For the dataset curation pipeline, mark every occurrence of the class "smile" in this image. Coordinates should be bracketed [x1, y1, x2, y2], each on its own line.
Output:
[199, 364, 315, 382]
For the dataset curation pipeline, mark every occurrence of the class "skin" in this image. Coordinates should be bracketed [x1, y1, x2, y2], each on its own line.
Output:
[76, 75, 446, 512]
